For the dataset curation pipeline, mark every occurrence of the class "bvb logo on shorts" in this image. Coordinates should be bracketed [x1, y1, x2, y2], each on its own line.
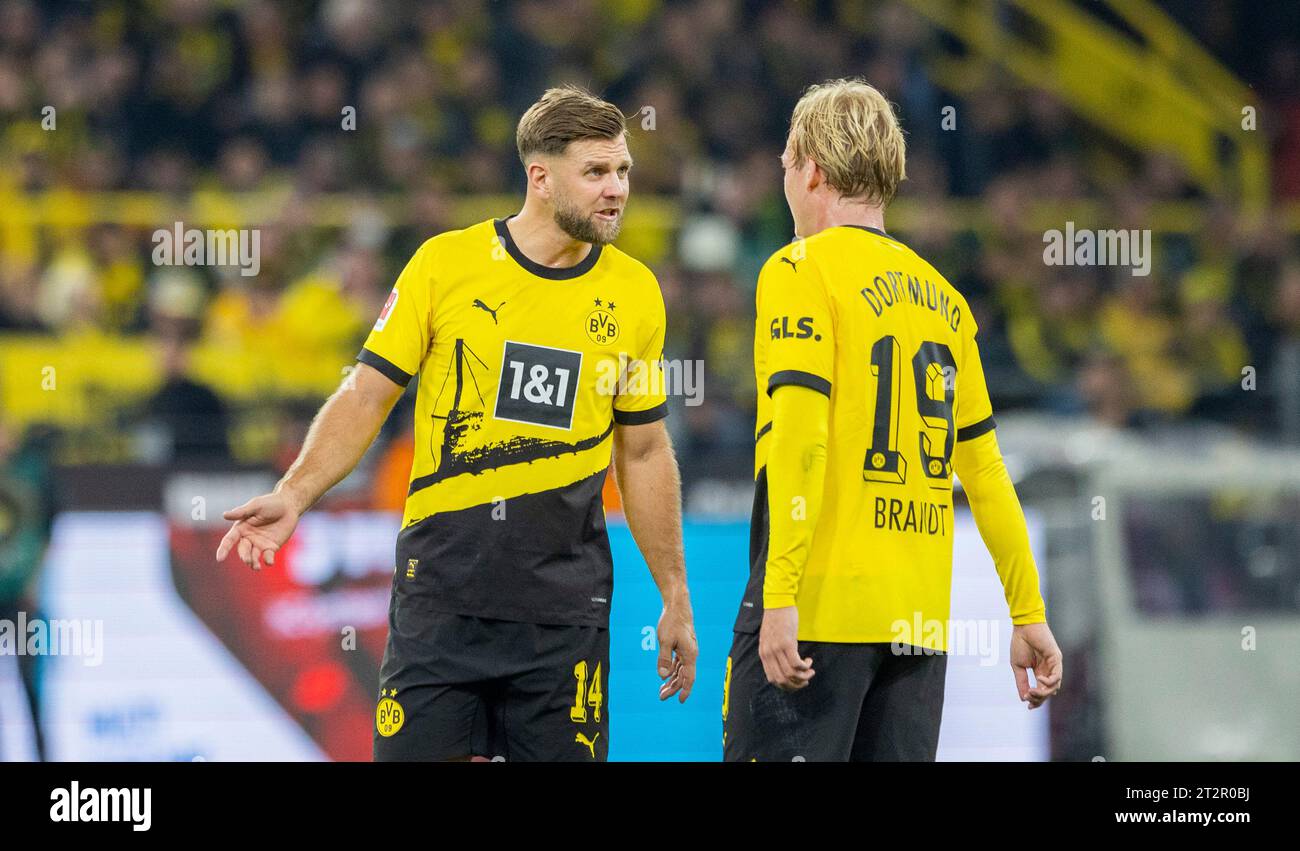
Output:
[585, 308, 619, 344]
[376, 688, 404, 737]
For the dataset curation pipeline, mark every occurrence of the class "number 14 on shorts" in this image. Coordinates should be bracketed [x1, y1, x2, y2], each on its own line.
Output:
[570, 660, 603, 723]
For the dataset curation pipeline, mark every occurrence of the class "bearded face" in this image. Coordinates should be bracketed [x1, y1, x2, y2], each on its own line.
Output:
[545, 135, 630, 246]
[552, 188, 622, 245]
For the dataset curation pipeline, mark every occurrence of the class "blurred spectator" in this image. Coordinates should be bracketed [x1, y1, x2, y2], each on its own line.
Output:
[0, 416, 58, 761]
[1269, 263, 1300, 443]
[137, 274, 230, 463]
[1077, 349, 1141, 429]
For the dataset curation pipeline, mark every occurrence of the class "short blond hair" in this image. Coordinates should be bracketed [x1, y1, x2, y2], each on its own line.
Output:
[788, 78, 906, 205]
[516, 85, 627, 164]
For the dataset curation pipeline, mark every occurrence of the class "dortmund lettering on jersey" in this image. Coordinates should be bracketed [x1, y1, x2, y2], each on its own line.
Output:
[358, 217, 667, 627]
[736, 225, 995, 647]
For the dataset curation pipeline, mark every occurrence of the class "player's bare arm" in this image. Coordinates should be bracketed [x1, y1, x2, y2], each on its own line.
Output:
[612, 419, 698, 702]
[215, 362, 404, 570]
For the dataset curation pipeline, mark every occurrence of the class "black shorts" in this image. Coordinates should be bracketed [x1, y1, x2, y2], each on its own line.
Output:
[373, 604, 609, 762]
[723, 631, 947, 762]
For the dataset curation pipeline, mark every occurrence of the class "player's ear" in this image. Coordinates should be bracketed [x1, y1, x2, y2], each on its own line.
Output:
[526, 159, 550, 198]
[805, 158, 824, 193]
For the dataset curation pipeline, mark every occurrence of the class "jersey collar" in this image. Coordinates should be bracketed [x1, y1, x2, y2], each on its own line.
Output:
[841, 224, 901, 243]
[494, 216, 603, 280]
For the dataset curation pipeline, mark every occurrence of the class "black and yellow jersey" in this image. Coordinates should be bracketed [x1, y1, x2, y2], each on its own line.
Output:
[735, 224, 1030, 647]
[357, 217, 667, 627]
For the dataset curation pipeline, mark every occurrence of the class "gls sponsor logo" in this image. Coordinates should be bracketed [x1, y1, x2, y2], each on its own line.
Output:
[50, 781, 151, 831]
[770, 316, 820, 341]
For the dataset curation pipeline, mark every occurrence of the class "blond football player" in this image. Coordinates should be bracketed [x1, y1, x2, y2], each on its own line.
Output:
[724, 79, 1062, 761]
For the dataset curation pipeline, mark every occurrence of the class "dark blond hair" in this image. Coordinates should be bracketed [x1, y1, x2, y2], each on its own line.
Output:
[516, 85, 627, 164]
[789, 78, 906, 205]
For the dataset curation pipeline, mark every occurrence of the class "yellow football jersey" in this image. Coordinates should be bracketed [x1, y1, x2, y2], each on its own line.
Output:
[734, 225, 997, 647]
[357, 217, 667, 627]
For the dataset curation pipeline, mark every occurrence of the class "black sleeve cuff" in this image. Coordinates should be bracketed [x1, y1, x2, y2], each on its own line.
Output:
[957, 415, 996, 441]
[768, 369, 831, 398]
[357, 347, 414, 388]
[613, 401, 668, 425]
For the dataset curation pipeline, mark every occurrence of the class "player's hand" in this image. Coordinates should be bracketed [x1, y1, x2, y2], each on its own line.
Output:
[656, 595, 698, 703]
[215, 490, 302, 571]
[759, 605, 814, 692]
[1010, 622, 1062, 710]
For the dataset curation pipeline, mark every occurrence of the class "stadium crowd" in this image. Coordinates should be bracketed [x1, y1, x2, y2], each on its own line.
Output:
[1, 0, 1299, 481]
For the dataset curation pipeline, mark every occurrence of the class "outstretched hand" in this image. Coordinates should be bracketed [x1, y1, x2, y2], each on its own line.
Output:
[215, 491, 302, 570]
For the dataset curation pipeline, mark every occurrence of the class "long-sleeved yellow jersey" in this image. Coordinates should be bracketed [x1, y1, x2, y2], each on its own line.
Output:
[734, 224, 1046, 650]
